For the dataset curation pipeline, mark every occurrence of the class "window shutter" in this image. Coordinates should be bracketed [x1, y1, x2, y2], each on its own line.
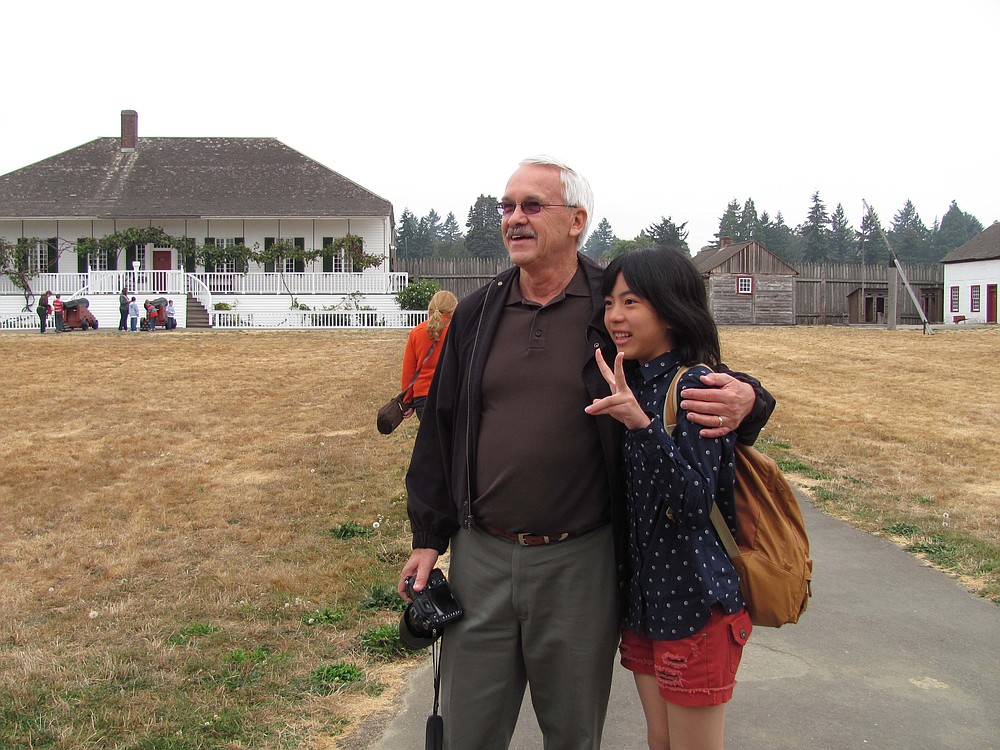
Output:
[47, 238, 58, 272]
[235, 237, 247, 273]
[126, 244, 137, 269]
[294, 238, 305, 273]
[184, 253, 196, 273]
[264, 237, 275, 274]
[322, 237, 333, 273]
[77, 239, 88, 273]
[204, 238, 215, 272]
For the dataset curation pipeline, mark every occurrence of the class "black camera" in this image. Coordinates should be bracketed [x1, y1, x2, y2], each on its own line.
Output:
[399, 568, 464, 650]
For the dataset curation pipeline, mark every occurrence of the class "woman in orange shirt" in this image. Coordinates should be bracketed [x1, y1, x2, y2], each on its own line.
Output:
[401, 290, 458, 420]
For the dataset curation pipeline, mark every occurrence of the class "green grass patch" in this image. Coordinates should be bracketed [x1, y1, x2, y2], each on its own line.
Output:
[361, 584, 406, 611]
[330, 521, 373, 540]
[302, 607, 346, 626]
[168, 622, 221, 645]
[884, 522, 921, 537]
[775, 458, 830, 480]
[310, 663, 364, 694]
[359, 624, 408, 660]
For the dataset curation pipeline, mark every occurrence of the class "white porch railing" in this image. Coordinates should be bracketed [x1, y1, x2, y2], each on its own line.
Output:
[0, 271, 409, 298]
[211, 309, 426, 330]
[192, 272, 408, 295]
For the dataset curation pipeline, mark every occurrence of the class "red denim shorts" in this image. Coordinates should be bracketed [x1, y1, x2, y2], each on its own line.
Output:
[619, 607, 752, 707]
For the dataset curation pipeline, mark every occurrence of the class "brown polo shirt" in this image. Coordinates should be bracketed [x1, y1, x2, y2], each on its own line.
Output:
[474, 265, 610, 535]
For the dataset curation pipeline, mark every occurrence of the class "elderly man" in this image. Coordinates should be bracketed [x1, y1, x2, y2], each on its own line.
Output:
[399, 156, 773, 749]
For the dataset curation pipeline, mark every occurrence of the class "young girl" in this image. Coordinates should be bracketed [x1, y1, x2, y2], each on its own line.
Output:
[585, 247, 750, 750]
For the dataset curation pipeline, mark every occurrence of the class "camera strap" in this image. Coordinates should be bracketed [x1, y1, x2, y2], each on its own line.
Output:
[425, 634, 444, 750]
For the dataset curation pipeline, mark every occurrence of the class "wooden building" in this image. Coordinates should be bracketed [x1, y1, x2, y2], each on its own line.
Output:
[691, 238, 797, 325]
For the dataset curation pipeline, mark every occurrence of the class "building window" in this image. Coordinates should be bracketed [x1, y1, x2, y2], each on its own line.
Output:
[212, 239, 237, 274]
[970, 285, 981, 313]
[950, 286, 960, 312]
[736, 276, 753, 295]
[280, 257, 297, 274]
[27, 242, 48, 274]
[92, 249, 110, 271]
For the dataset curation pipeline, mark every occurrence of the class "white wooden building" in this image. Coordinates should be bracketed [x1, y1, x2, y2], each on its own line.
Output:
[940, 223, 1000, 325]
[0, 110, 421, 329]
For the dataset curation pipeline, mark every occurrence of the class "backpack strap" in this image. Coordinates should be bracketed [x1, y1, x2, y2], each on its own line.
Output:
[662, 364, 741, 560]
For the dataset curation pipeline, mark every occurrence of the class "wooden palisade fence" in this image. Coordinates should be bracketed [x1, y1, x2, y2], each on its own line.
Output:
[398, 258, 944, 327]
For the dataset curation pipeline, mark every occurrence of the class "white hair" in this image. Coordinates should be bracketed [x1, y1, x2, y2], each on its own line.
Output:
[519, 155, 594, 247]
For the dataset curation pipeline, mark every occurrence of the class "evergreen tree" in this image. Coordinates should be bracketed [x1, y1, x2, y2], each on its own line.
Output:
[583, 217, 616, 258]
[739, 198, 763, 243]
[829, 203, 856, 263]
[889, 200, 930, 262]
[857, 205, 887, 265]
[716, 199, 741, 245]
[645, 216, 690, 255]
[465, 194, 505, 257]
[396, 209, 421, 259]
[760, 211, 795, 260]
[412, 217, 432, 259]
[799, 191, 831, 263]
[930, 200, 984, 260]
[423, 209, 444, 246]
[440, 212, 462, 243]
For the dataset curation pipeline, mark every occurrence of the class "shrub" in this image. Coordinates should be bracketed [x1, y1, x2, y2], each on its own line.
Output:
[396, 280, 441, 311]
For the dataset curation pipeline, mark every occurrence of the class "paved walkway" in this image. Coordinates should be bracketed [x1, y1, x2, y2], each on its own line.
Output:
[357, 493, 1000, 749]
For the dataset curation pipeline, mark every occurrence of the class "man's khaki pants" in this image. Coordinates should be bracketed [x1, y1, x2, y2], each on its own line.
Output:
[440, 525, 619, 750]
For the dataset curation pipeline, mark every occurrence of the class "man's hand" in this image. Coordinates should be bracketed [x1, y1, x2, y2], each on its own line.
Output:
[680, 372, 755, 439]
[397, 548, 440, 601]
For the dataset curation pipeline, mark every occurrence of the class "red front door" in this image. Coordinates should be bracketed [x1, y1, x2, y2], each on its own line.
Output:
[987, 284, 997, 324]
[152, 250, 172, 292]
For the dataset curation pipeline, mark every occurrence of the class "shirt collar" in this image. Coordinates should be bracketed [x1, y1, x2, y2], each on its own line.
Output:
[638, 350, 682, 384]
[506, 263, 590, 307]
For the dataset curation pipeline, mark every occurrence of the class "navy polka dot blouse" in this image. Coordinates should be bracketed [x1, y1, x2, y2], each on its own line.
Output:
[622, 350, 743, 640]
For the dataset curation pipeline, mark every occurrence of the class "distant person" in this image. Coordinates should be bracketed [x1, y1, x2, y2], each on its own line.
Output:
[119, 288, 130, 331]
[128, 297, 139, 332]
[52, 294, 65, 333]
[36, 291, 52, 334]
[585, 247, 751, 750]
[400, 290, 458, 420]
[165, 299, 176, 329]
[145, 301, 158, 332]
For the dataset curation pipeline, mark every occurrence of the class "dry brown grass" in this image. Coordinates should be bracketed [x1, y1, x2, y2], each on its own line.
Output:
[1, 325, 997, 748]
[719, 325, 1000, 551]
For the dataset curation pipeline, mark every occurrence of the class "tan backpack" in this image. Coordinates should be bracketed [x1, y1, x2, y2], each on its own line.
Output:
[665, 366, 813, 627]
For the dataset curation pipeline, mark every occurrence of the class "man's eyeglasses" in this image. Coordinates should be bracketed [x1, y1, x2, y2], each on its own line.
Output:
[496, 201, 577, 216]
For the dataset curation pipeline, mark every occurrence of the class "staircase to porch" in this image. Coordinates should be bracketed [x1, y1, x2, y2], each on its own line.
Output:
[186, 294, 210, 328]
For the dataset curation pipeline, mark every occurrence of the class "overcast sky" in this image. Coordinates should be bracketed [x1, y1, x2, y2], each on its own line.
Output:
[4, 1, 997, 250]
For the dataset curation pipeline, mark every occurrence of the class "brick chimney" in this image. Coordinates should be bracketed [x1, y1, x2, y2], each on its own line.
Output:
[720, 236, 733, 248]
[121, 110, 138, 152]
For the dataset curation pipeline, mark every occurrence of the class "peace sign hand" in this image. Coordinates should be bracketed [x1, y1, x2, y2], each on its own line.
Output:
[584, 349, 652, 431]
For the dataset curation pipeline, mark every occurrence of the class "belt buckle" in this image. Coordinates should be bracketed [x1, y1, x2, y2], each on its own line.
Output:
[516, 532, 536, 546]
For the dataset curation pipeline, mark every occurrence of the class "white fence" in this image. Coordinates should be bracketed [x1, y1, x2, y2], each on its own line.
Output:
[211, 309, 426, 329]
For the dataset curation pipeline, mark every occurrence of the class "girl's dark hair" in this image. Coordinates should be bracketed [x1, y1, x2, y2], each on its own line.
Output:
[601, 247, 721, 368]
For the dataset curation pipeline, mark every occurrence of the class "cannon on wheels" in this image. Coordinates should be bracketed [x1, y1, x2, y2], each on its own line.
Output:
[63, 298, 99, 331]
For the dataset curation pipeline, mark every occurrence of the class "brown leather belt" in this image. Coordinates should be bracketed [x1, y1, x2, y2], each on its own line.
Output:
[479, 522, 604, 547]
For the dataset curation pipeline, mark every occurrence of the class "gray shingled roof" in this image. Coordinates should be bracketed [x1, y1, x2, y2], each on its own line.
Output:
[939, 222, 1000, 264]
[0, 137, 393, 219]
